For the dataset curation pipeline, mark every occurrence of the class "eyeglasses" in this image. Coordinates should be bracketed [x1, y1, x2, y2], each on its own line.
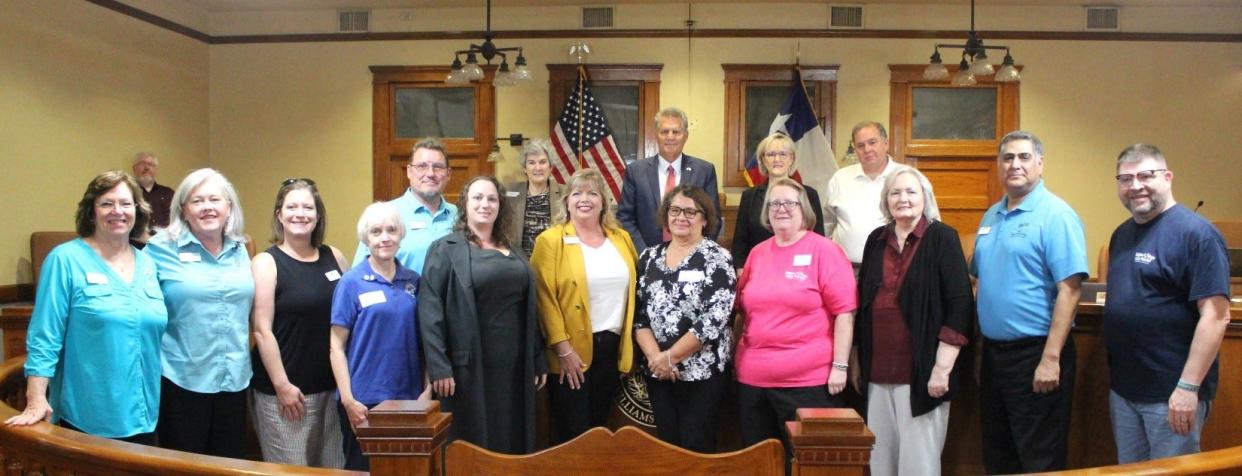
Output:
[409, 163, 450, 174]
[97, 200, 135, 211]
[1115, 169, 1167, 186]
[282, 178, 316, 186]
[763, 150, 791, 159]
[768, 200, 800, 211]
[667, 206, 702, 218]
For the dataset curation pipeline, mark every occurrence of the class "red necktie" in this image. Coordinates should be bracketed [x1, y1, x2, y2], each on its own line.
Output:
[662, 164, 676, 241]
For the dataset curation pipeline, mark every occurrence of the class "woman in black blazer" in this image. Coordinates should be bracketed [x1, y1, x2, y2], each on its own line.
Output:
[854, 165, 973, 476]
[732, 133, 825, 267]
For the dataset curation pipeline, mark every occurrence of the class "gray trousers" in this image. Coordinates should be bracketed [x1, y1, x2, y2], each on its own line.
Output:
[252, 389, 345, 468]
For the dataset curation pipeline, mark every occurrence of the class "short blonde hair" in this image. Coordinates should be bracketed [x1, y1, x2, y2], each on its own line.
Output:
[760, 177, 817, 232]
[879, 166, 941, 223]
[755, 133, 796, 176]
[557, 168, 620, 230]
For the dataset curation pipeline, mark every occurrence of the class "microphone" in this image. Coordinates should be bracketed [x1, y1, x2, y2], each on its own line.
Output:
[1194, 200, 1204, 213]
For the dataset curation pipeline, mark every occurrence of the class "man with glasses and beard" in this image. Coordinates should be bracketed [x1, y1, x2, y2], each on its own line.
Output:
[352, 138, 457, 274]
[1104, 144, 1231, 463]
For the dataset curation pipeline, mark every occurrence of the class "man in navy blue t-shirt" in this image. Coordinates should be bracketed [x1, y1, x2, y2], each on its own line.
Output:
[1104, 143, 1232, 464]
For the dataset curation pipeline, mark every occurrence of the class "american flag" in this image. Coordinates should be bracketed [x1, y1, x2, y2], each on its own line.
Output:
[549, 67, 626, 201]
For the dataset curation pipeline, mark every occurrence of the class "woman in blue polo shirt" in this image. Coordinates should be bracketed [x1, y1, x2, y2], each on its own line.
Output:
[329, 202, 427, 471]
[144, 168, 254, 458]
[6, 171, 166, 445]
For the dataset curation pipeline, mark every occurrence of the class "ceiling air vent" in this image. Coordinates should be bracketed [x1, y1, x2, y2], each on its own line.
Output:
[582, 6, 614, 29]
[338, 10, 370, 32]
[829, 4, 864, 29]
[1085, 6, 1120, 31]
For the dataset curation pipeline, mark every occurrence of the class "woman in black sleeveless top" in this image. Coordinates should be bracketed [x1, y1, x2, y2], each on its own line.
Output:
[250, 179, 351, 467]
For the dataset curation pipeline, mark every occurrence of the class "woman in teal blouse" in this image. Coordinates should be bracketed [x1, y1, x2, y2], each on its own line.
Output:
[144, 168, 254, 458]
[5, 171, 167, 445]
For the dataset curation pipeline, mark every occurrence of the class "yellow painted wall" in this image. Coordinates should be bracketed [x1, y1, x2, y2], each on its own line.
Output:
[0, 0, 209, 286]
[208, 35, 1242, 275]
[5, 1, 1241, 287]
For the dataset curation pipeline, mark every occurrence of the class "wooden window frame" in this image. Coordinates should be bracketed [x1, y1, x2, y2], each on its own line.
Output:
[370, 65, 496, 203]
[721, 64, 838, 189]
[888, 65, 1021, 161]
[547, 64, 663, 163]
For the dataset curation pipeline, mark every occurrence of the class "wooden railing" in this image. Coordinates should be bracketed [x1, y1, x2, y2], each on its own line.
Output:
[2, 354, 1241, 475]
[0, 356, 873, 475]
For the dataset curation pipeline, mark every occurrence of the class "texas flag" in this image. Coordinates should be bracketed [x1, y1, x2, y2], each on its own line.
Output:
[744, 68, 837, 187]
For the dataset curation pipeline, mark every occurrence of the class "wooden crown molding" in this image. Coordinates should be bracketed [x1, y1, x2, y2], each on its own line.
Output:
[88, 0, 1242, 46]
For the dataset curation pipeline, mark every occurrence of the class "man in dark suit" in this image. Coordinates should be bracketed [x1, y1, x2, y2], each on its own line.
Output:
[617, 107, 722, 250]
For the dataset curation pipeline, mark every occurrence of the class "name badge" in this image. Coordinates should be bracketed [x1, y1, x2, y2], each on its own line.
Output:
[358, 290, 387, 308]
[410, 221, 428, 230]
[678, 270, 705, 282]
[505, 191, 520, 197]
[977, 226, 992, 235]
[325, 270, 341, 282]
[179, 252, 202, 262]
[563, 236, 580, 245]
[792, 254, 812, 266]
[1095, 292, 1107, 305]
[85, 272, 109, 285]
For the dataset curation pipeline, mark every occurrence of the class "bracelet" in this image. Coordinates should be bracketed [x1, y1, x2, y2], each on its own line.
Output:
[557, 349, 574, 358]
[665, 351, 674, 368]
[1176, 379, 1200, 392]
[831, 362, 849, 371]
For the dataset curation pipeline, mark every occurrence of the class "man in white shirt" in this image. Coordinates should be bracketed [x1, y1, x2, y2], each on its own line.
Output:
[823, 121, 900, 264]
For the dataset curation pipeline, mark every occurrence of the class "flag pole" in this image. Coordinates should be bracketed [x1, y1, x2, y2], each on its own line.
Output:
[576, 66, 587, 169]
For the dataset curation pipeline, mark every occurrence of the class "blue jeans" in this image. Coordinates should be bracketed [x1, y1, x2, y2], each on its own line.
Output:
[1109, 390, 1211, 464]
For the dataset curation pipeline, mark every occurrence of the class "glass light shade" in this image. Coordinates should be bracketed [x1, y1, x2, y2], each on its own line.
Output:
[494, 72, 516, 87]
[923, 63, 950, 81]
[951, 69, 976, 86]
[969, 59, 995, 76]
[512, 64, 532, 81]
[445, 69, 469, 85]
[487, 145, 503, 163]
[994, 64, 1021, 82]
[463, 63, 485, 81]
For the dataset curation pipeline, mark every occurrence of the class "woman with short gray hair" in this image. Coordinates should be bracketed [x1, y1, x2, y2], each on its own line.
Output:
[505, 139, 566, 257]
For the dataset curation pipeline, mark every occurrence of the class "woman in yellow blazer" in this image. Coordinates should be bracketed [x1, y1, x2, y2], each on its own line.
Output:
[530, 168, 638, 444]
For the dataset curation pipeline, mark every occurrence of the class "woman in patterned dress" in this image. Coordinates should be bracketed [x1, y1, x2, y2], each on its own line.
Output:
[633, 184, 735, 453]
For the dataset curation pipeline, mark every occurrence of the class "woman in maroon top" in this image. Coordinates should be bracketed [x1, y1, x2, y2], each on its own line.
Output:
[854, 166, 973, 476]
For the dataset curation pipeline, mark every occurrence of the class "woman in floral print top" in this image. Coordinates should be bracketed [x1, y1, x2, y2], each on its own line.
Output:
[634, 184, 735, 454]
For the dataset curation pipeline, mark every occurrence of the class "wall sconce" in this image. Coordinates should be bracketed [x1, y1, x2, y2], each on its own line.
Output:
[487, 133, 527, 162]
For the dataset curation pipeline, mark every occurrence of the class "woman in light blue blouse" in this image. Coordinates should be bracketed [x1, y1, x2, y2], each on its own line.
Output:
[144, 168, 254, 458]
[5, 171, 167, 445]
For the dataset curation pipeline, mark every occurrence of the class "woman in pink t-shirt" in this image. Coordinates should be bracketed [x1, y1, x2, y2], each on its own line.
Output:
[735, 177, 857, 454]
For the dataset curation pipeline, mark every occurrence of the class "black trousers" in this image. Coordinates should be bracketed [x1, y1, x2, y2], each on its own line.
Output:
[738, 382, 841, 459]
[645, 372, 727, 453]
[548, 331, 621, 444]
[156, 377, 247, 459]
[981, 336, 1076, 474]
[338, 401, 380, 471]
[60, 419, 157, 447]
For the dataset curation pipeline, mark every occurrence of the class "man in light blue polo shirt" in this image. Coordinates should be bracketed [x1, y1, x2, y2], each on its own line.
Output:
[352, 137, 457, 274]
[971, 130, 1088, 474]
